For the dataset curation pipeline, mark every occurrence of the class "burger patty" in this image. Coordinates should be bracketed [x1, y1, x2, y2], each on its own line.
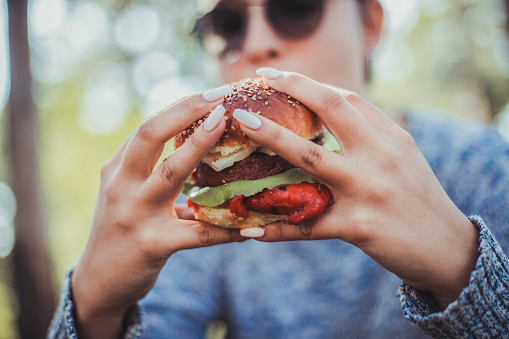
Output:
[192, 138, 324, 187]
[192, 152, 295, 187]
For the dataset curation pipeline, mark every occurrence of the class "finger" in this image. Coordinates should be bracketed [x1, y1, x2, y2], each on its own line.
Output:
[233, 109, 352, 186]
[141, 106, 226, 203]
[101, 130, 137, 176]
[152, 220, 246, 255]
[120, 86, 232, 179]
[254, 213, 337, 242]
[256, 69, 374, 148]
[327, 86, 400, 134]
[175, 204, 195, 220]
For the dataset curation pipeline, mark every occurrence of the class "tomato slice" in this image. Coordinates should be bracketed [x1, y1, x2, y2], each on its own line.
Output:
[243, 183, 332, 224]
[229, 195, 249, 218]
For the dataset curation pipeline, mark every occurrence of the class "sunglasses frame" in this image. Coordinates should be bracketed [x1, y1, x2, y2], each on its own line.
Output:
[194, 0, 325, 60]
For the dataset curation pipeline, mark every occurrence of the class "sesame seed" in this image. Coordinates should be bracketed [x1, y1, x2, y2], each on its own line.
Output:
[265, 102, 269, 106]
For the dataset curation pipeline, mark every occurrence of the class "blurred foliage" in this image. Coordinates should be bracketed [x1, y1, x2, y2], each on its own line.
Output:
[0, 0, 508, 338]
[369, 0, 509, 121]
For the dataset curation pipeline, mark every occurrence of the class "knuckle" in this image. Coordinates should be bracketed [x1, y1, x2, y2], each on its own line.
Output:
[137, 228, 160, 258]
[136, 120, 157, 144]
[100, 161, 114, 180]
[320, 91, 347, 114]
[300, 143, 324, 168]
[187, 132, 203, 152]
[348, 210, 374, 246]
[397, 129, 417, 150]
[180, 95, 197, 112]
[268, 127, 284, 149]
[342, 91, 363, 106]
[370, 178, 392, 204]
[159, 157, 179, 183]
[198, 225, 212, 245]
[299, 220, 314, 239]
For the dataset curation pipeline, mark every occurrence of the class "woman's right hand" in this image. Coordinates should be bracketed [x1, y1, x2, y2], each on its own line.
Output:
[71, 87, 244, 339]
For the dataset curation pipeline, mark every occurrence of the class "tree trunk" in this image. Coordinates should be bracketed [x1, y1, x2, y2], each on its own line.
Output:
[505, 0, 509, 36]
[7, 0, 56, 338]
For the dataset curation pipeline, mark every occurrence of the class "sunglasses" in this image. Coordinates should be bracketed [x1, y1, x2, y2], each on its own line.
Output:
[194, 0, 324, 62]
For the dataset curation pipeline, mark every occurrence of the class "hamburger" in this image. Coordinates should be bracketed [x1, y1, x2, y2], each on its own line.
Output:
[177, 79, 333, 229]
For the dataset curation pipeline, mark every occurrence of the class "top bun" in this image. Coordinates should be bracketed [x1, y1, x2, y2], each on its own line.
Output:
[175, 79, 323, 152]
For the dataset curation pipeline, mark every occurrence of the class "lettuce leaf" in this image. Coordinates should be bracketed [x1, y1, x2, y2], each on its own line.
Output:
[323, 132, 342, 155]
[182, 168, 316, 207]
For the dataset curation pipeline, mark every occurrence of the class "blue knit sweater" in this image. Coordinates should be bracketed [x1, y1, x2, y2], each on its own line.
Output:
[48, 114, 509, 338]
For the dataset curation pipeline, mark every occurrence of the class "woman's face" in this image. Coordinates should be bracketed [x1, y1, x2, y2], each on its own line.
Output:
[216, 0, 383, 93]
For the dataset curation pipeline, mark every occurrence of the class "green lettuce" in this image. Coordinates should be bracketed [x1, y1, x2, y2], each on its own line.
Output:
[182, 168, 315, 207]
[323, 133, 342, 155]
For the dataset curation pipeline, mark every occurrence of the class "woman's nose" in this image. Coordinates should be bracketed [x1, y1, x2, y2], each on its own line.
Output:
[241, 6, 281, 64]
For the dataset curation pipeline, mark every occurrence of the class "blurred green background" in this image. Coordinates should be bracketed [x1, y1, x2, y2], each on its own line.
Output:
[0, 0, 508, 338]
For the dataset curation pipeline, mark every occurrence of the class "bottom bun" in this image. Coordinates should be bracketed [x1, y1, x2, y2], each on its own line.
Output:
[194, 205, 286, 229]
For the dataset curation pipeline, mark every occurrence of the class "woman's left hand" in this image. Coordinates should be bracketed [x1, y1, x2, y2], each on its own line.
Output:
[234, 69, 479, 310]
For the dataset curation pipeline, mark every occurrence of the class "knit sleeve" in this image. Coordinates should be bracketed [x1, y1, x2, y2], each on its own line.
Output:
[398, 216, 509, 338]
[46, 269, 145, 339]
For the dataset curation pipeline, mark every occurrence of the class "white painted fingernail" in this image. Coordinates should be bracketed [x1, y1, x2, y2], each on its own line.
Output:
[240, 227, 265, 238]
[203, 105, 226, 132]
[256, 67, 282, 79]
[203, 85, 233, 102]
[233, 109, 262, 130]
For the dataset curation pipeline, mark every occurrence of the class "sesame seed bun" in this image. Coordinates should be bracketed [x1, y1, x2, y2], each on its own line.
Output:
[175, 79, 323, 155]
[193, 204, 287, 229]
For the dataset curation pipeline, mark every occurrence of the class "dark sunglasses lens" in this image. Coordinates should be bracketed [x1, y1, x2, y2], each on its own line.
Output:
[195, 8, 245, 57]
[268, 0, 323, 38]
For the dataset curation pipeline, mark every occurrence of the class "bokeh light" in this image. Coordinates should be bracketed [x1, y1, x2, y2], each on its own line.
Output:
[114, 4, 161, 54]
[132, 51, 180, 97]
[79, 64, 133, 134]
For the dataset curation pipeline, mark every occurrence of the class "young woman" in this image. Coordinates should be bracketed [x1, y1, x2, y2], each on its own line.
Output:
[49, 0, 509, 337]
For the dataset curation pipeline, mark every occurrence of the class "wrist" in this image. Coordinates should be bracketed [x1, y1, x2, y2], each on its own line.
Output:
[430, 216, 480, 309]
[71, 268, 131, 339]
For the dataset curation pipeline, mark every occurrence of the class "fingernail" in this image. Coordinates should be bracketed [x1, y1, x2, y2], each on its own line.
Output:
[256, 67, 282, 79]
[203, 105, 226, 132]
[233, 109, 262, 130]
[203, 85, 233, 102]
[240, 227, 265, 238]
